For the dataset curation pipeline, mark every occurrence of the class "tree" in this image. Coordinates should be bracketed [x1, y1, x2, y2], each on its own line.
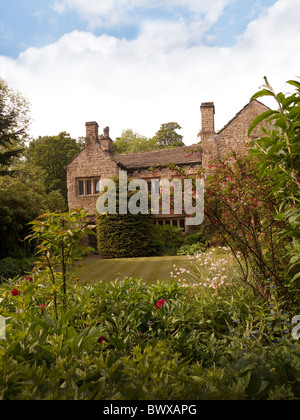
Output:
[153, 122, 184, 149]
[0, 78, 30, 174]
[26, 132, 82, 204]
[113, 129, 158, 154]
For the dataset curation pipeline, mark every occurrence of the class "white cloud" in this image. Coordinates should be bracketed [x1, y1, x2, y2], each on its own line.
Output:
[0, 0, 299, 145]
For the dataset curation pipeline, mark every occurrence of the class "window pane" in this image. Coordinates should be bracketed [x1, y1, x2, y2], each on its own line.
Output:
[151, 179, 160, 195]
[79, 181, 84, 196]
[172, 220, 178, 227]
[180, 219, 185, 229]
[95, 180, 100, 194]
[86, 180, 92, 195]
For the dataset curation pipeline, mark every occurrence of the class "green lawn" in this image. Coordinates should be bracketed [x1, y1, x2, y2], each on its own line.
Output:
[74, 255, 191, 284]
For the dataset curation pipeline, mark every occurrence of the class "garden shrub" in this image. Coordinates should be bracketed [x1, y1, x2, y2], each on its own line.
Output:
[0, 257, 34, 281]
[0, 275, 299, 400]
[97, 213, 155, 258]
[150, 224, 184, 256]
[96, 176, 155, 258]
[177, 242, 204, 255]
[176, 231, 205, 255]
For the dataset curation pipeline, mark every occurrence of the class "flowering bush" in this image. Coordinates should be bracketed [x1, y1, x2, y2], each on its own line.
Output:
[204, 152, 297, 308]
[171, 247, 239, 291]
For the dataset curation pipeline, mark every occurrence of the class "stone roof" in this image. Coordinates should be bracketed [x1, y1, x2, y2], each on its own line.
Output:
[113, 144, 202, 169]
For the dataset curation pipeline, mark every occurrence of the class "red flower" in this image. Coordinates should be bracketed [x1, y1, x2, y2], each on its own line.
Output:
[97, 336, 106, 344]
[26, 276, 33, 281]
[156, 299, 167, 309]
[11, 289, 21, 296]
[39, 304, 46, 312]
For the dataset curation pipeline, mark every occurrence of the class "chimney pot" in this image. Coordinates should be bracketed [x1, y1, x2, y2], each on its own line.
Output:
[103, 126, 109, 138]
[101, 126, 113, 153]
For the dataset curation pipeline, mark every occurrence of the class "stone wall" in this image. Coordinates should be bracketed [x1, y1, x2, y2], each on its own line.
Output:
[215, 100, 269, 160]
[67, 142, 119, 214]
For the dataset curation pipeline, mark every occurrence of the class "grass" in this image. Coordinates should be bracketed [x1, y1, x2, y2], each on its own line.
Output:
[74, 255, 191, 285]
[73, 249, 239, 286]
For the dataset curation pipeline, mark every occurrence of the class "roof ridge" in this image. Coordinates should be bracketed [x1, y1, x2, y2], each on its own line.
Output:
[216, 99, 270, 136]
[114, 143, 198, 158]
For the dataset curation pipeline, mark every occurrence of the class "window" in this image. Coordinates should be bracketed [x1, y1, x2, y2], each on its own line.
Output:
[180, 219, 185, 229]
[86, 180, 92, 195]
[77, 178, 100, 196]
[172, 220, 178, 228]
[79, 180, 84, 196]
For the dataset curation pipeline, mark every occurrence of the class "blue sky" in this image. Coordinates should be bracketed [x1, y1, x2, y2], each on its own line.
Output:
[0, 0, 299, 143]
[0, 0, 82, 58]
[0, 0, 277, 58]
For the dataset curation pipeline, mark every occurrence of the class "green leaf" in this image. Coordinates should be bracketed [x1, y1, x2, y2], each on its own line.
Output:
[250, 89, 274, 101]
[248, 110, 279, 136]
[66, 325, 79, 351]
[287, 80, 300, 90]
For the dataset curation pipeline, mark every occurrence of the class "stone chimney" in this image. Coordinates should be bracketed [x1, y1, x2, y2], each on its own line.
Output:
[201, 102, 215, 134]
[200, 102, 217, 170]
[101, 126, 113, 153]
[85, 122, 99, 147]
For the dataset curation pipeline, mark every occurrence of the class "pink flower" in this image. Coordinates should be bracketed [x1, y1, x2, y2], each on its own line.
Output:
[156, 299, 167, 309]
[26, 276, 33, 282]
[11, 289, 21, 296]
[39, 304, 46, 312]
[97, 336, 106, 344]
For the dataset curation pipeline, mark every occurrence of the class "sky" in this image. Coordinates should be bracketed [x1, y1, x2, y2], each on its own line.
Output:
[0, 0, 300, 145]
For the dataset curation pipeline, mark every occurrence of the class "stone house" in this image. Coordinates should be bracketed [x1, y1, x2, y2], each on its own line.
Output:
[66, 99, 269, 233]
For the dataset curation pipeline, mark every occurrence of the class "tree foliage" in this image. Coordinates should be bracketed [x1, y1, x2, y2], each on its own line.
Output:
[0, 78, 30, 174]
[113, 123, 185, 154]
[154, 122, 184, 149]
[113, 129, 158, 154]
[0, 164, 68, 259]
[26, 132, 82, 203]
